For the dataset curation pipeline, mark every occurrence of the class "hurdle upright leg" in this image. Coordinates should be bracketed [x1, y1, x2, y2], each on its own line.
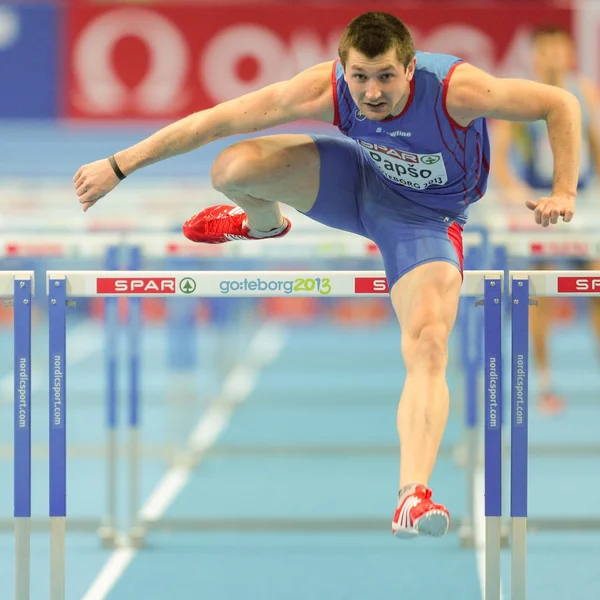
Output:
[99, 245, 120, 548]
[49, 276, 67, 600]
[127, 246, 145, 547]
[483, 277, 503, 600]
[511, 275, 529, 600]
[13, 275, 33, 600]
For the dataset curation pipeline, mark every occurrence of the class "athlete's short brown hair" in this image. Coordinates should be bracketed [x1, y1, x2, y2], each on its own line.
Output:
[338, 12, 415, 69]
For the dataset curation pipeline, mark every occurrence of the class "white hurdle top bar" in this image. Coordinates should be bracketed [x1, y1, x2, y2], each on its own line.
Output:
[47, 270, 503, 298]
[0, 272, 35, 296]
[511, 270, 600, 296]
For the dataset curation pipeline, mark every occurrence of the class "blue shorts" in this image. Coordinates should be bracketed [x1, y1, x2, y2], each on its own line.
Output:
[303, 135, 465, 289]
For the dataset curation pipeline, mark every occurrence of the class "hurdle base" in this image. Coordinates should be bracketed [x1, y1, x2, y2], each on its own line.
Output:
[1, 515, 597, 535]
[97, 525, 119, 549]
[526, 517, 600, 532]
[128, 525, 147, 549]
[137, 516, 463, 534]
[0, 517, 101, 532]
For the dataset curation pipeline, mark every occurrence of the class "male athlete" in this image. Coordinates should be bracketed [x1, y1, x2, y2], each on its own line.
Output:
[493, 25, 598, 414]
[74, 12, 580, 538]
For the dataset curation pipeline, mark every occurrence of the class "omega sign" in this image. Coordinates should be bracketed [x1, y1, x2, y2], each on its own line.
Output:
[72, 9, 190, 114]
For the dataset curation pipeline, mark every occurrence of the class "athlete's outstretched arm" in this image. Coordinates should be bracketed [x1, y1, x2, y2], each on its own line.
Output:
[74, 62, 334, 211]
[446, 63, 581, 226]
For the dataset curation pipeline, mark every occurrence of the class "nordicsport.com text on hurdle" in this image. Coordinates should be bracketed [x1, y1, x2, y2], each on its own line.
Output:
[17, 357, 28, 429]
[52, 354, 64, 427]
[488, 355, 499, 429]
[514, 354, 526, 426]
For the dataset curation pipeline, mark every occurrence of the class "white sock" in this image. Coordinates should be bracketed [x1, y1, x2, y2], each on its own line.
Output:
[246, 220, 287, 239]
[398, 482, 420, 504]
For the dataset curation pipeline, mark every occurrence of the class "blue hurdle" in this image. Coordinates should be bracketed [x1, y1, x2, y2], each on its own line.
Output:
[45, 267, 502, 598]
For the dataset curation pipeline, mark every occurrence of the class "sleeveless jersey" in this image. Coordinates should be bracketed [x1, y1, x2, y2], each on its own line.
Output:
[332, 51, 490, 220]
[512, 77, 593, 190]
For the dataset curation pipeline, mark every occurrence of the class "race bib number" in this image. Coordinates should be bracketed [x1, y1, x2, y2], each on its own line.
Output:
[359, 141, 448, 190]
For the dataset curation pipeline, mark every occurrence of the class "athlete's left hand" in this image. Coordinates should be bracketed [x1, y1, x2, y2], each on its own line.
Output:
[525, 193, 575, 227]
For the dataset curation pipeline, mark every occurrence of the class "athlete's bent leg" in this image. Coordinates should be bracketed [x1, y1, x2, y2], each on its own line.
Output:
[390, 261, 462, 490]
[210, 134, 320, 232]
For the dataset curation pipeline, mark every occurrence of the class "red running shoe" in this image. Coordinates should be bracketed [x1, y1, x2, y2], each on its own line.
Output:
[182, 205, 291, 244]
[392, 485, 450, 538]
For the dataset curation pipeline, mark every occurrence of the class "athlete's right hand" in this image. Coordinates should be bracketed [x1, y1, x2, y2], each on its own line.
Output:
[74, 158, 121, 212]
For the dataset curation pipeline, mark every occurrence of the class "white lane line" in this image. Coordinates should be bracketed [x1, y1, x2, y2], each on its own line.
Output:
[81, 323, 287, 600]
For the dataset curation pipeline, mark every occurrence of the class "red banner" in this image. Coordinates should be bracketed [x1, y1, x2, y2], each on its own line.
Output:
[557, 277, 600, 293]
[354, 277, 389, 294]
[63, 4, 572, 120]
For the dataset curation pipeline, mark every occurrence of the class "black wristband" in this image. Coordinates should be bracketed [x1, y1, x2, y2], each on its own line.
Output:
[108, 155, 127, 180]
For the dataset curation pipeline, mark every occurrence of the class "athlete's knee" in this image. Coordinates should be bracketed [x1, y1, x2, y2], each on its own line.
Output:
[211, 141, 262, 194]
[402, 320, 450, 374]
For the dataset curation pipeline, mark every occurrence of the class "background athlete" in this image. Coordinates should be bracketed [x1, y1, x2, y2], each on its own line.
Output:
[73, 12, 581, 539]
[493, 25, 599, 414]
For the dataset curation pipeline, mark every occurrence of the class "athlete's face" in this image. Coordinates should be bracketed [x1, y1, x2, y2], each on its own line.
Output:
[532, 33, 574, 83]
[344, 48, 415, 120]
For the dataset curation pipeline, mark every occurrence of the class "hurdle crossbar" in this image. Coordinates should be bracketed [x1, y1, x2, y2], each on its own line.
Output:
[47, 269, 501, 298]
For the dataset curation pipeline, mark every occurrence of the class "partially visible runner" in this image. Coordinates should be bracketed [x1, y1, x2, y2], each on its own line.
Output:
[493, 24, 598, 414]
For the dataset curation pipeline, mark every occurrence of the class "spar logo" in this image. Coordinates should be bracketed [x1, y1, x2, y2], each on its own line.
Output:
[354, 277, 389, 294]
[358, 142, 419, 163]
[557, 277, 600, 293]
[96, 277, 176, 294]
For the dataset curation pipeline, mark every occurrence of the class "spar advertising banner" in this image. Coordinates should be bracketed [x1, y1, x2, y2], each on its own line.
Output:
[0, 2, 59, 118]
[62, 3, 574, 120]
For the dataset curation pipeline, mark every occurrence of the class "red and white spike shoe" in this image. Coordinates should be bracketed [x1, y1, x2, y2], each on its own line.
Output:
[392, 485, 450, 539]
[182, 204, 291, 244]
